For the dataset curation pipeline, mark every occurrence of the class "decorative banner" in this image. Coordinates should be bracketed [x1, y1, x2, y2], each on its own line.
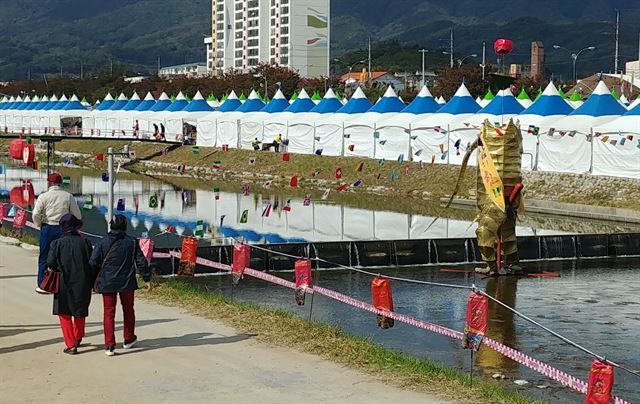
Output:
[149, 194, 158, 208]
[116, 199, 125, 211]
[314, 136, 321, 142]
[585, 360, 614, 404]
[390, 169, 397, 182]
[454, 139, 462, 155]
[212, 161, 221, 170]
[282, 153, 290, 162]
[353, 179, 363, 187]
[101, 172, 109, 182]
[177, 164, 186, 173]
[347, 144, 355, 152]
[290, 176, 298, 187]
[294, 259, 312, 305]
[0, 203, 7, 221]
[619, 138, 626, 146]
[378, 159, 385, 167]
[547, 128, 556, 137]
[355, 162, 364, 172]
[478, 128, 505, 212]
[431, 155, 436, 166]
[262, 202, 272, 217]
[441, 151, 449, 160]
[262, 180, 273, 188]
[335, 167, 342, 179]
[248, 156, 256, 165]
[462, 291, 488, 351]
[13, 208, 27, 229]
[303, 194, 311, 206]
[371, 278, 394, 329]
[213, 188, 220, 200]
[64, 158, 73, 166]
[242, 182, 250, 195]
[321, 189, 330, 200]
[343, 133, 351, 139]
[232, 243, 250, 285]
[178, 237, 198, 276]
[414, 149, 423, 157]
[315, 149, 323, 155]
[336, 183, 348, 192]
[166, 225, 176, 233]
[439, 144, 445, 154]
[600, 135, 610, 143]
[195, 220, 205, 237]
[568, 130, 577, 137]
[283, 199, 292, 212]
[191, 146, 200, 154]
[240, 209, 249, 223]
[138, 238, 154, 264]
[379, 140, 387, 145]
[397, 154, 404, 164]
[96, 153, 105, 161]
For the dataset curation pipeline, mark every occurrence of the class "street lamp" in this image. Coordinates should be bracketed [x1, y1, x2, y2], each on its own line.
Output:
[456, 54, 477, 68]
[553, 45, 596, 82]
[418, 49, 428, 87]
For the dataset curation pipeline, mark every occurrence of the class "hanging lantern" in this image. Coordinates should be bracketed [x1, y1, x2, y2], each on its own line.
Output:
[461, 291, 489, 351]
[585, 360, 614, 404]
[138, 238, 154, 264]
[9, 139, 26, 160]
[294, 259, 312, 305]
[371, 277, 394, 329]
[178, 237, 198, 276]
[493, 39, 514, 55]
[21, 144, 35, 167]
[10, 181, 35, 208]
[232, 243, 250, 285]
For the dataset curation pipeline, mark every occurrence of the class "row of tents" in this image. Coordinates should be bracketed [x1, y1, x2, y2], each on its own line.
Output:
[1, 80, 639, 179]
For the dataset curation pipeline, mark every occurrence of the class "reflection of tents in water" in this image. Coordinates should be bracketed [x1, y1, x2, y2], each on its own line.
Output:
[474, 278, 518, 373]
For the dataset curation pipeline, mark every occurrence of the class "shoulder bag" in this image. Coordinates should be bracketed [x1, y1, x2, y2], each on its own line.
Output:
[93, 238, 119, 293]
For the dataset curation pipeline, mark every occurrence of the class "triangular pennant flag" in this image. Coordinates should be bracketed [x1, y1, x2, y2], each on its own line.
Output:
[397, 154, 404, 164]
[353, 179, 363, 187]
[213, 188, 220, 200]
[262, 203, 272, 217]
[315, 149, 323, 155]
[379, 140, 387, 145]
[390, 169, 397, 182]
[414, 149, 423, 157]
[321, 189, 330, 200]
[303, 194, 311, 206]
[356, 162, 364, 172]
[240, 210, 249, 223]
[347, 144, 355, 152]
[195, 220, 205, 237]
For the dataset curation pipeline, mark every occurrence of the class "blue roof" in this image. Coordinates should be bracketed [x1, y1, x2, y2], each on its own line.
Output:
[134, 99, 156, 112]
[164, 97, 189, 112]
[336, 88, 372, 114]
[284, 90, 316, 112]
[310, 89, 343, 113]
[570, 81, 628, 117]
[183, 93, 215, 112]
[520, 82, 574, 116]
[33, 99, 50, 110]
[24, 99, 40, 111]
[51, 98, 70, 110]
[108, 96, 129, 111]
[96, 99, 115, 111]
[435, 84, 480, 114]
[235, 91, 266, 112]
[122, 96, 143, 111]
[15, 99, 31, 111]
[368, 87, 406, 113]
[217, 93, 242, 112]
[477, 90, 525, 115]
[623, 103, 640, 116]
[261, 90, 290, 113]
[62, 98, 87, 111]
[149, 97, 172, 112]
[42, 99, 60, 111]
[401, 87, 440, 114]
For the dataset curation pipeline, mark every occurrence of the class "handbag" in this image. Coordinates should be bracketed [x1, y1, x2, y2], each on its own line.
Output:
[40, 269, 60, 294]
[93, 239, 119, 293]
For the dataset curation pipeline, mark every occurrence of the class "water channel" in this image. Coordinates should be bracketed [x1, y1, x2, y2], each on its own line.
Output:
[2, 165, 639, 402]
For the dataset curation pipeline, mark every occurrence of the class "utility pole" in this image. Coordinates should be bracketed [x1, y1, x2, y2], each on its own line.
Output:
[614, 9, 620, 74]
[110, 59, 113, 77]
[481, 41, 486, 80]
[450, 28, 454, 68]
[368, 36, 372, 80]
[28, 67, 31, 81]
[107, 147, 114, 228]
[418, 49, 428, 87]
[157, 56, 161, 75]
[80, 61, 83, 80]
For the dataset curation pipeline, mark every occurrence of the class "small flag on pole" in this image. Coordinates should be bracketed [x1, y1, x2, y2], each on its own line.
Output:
[378, 159, 385, 167]
[240, 210, 248, 223]
[177, 164, 186, 173]
[213, 188, 220, 200]
[441, 151, 449, 160]
[262, 202, 272, 217]
[315, 149, 323, 155]
[414, 149, 423, 157]
[355, 162, 364, 172]
[191, 146, 200, 154]
[321, 189, 330, 200]
[212, 161, 221, 170]
[101, 173, 109, 182]
[282, 153, 290, 162]
[546, 128, 555, 137]
[195, 220, 205, 237]
[439, 144, 444, 154]
[303, 194, 311, 206]
[353, 179, 363, 187]
[347, 144, 355, 152]
[283, 199, 292, 212]
[117, 198, 125, 211]
[62, 176, 71, 185]
[397, 154, 404, 164]
[242, 182, 250, 195]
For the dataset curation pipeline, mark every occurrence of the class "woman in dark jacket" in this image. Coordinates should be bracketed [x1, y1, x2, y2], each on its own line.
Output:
[47, 213, 94, 355]
[89, 215, 151, 356]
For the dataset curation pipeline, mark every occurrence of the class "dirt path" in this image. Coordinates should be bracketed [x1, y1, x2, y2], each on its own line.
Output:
[0, 243, 450, 404]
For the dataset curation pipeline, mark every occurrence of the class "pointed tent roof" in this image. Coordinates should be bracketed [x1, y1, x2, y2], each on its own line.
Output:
[217, 90, 242, 112]
[238, 92, 247, 103]
[149, 92, 172, 112]
[436, 84, 481, 114]
[16, 95, 32, 110]
[10, 96, 23, 110]
[477, 89, 525, 115]
[289, 90, 299, 104]
[569, 81, 628, 117]
[62, 95, 88, 111]
[24, 95, 40, 110]
[520, 82, 574, 116]
[0, 96, 8, 110]
[42, 95, 59, 110]
[235, 90, 266, 112]
[624, 101, 640, 115]
[284, 89, 316, 112]
[516, 89, 533, 108]
[569, 90, 582, 102]
[96, 93, 115, 111]
[610, 87, 620, 100]
[534, 88, 543, 101]
[134, 92, 157, 111]
[164, 91, 189, 112]
[627, 97, 640, 111]
[261, 89, 290, 113]
[401, 85, 440, 114]
[108, 93, 129, 110]
[121, 92, 142, 111]
[366, 86, 405, 113]
[310, 88, 343, 114]
[311, 90, 322, 104]
[483, 89, 495, 101]
[182, 91, 215, 112]
[436, 96, 446, 104]
[34, 95, 50, 110]
[336, 87, 373, 114]
[51, 94, 70, 110]
[3, 96, 16, 110]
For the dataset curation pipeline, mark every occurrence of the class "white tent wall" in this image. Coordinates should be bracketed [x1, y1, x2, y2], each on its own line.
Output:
[537, 133, 592, 174]
[520, 130, 539, 170]
[446, 127, 479, 166]
[343, 207, 375, 240]
[374, 124, 411, 160]
[196, 117, 216, 147]
[343, 123, 376, 158]
[313, 122, 343, 156]
[240, 120, 264, 149]
[313, 204, 343, 241]
[374, 211, 410, 240]
[263, 121, 288, 147]
[165, 116, 184, 140]
[286, 122, 315, 154]
[216, 118, 240, 147]
[591, 134, 640, 178]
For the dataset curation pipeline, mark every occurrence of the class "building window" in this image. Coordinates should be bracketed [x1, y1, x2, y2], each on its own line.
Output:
[280, 26, 288, 35]
[281, 36, 288, 44]
[281, 56, 288, 65]
[248, 39, 258, 47]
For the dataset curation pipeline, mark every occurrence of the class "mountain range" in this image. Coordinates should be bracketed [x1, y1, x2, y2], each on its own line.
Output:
[1, 0, 638, 81]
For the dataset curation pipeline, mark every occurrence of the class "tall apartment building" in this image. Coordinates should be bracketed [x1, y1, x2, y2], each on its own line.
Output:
[205, 0, 329, 77]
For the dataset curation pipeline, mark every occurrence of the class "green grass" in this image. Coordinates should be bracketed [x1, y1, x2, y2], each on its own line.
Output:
[145, 278, 542, 404]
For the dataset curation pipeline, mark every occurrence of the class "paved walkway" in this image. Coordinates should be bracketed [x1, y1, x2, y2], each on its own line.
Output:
[0, 243, 449, 403]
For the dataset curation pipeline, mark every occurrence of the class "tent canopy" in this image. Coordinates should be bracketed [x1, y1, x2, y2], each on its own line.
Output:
[402, 85, 440, 114]
[134, 92, 157, 111]
[182, 91, 215, 112]
[569, 81, 628, 117]
[367, 86, 405, 113]
[108, 93, 128, 111]
[149, 92, 172, 112]
[284, 89, 316, 113]
[164, 91, 189, 112]
[217, 90, 242, 112]
[236, 90, 266, 112]
[436, 83, 480, 115]
[520, 82, 574, 117]
[336, 87, 373, 114]
[310, 88, 343, 114]
[261, 89, 290, 113]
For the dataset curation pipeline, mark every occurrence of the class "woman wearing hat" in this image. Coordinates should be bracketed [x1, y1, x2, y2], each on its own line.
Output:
[47, 213, 94, 354]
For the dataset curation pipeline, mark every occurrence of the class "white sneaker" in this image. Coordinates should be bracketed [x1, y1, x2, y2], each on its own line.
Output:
[123, 337, 138, 349]
[35, 287, 50, 294]
[105, 346, 115, 356]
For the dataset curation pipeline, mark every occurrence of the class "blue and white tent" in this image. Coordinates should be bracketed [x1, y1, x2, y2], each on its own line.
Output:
[134, 92, 156, 112]
[135, 92, 170, 135]
[310, 88, 343, 114]
[121, 92, 142, 111]
[164, 91, 189, 112]
[149, 92, 171, 112]
[284, 89, 315, 113]
[436, 96, 446, 105]
[9, 96, 23, 110]
[51, 94, 69, 110]
[335, 87, 372, 114]
[96, 93, 115, 111]
[216, 90, 242, 112]
[62, 95, 87, 111]
[108, 93, 128, 111]
[367, 86, 405, 113]
[463, 88, 525, 125]
[435, 84, 480, 116]
[519, 82, 574, 127]
[182, 91, 214, 113]
[24, 96, 40, 111]
[261, 89, 290, 113]
[0, 96, 8, 110]
[161, 91, 214, 137]
[402, 85, 440, 114]
[553, 81, 628, 131]
[235, 90, 266, 112]
[16, 95, 32, 111]
[42, 95, 58, 111]
[34, 96, 50, 110]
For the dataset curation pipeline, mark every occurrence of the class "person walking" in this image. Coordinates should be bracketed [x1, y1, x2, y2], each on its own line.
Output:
[32, 172, 82, 294]
[90, 215, 152, 356]
[46, 213, 94, 355]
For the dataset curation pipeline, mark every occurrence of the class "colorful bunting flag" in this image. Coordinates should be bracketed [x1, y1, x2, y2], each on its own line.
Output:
[240, 209, 249, 223]
[353, 179, 363, 187]
[336, 183, 348, 192]
[321, 189, 330, 200]
[373, 131, 380, 139]
[619, 138, 626, 146]
[379, 140, 387, 145]
[547, 128, 555, 137]
[343, 133, 351, 139]
[219, 215, 226, 227]
[356, 162, 364, 172]
[410, 135, 418, 140]
[282, 200, 292, 212]
[431, 156, 436, 167]
[434, 126, 441, 133]
[347, 144, 355, 152]
[222, 144, 229, 152]
[290, 176, 298, 187]
[263, 180, 273, 188]
[242, 182, 250, 195]
[390, 169, 397, 182]
[626, 134, 634, 141]
[601, 135, 610, 143]
[414, 149, 423, 157]
[303, 194, 311, 206]
[609, 139, 617, 146]
[419, 160, 424, 169]
[568, 130, 577, 137]
[404, 164, 409, 175]
[212, 161, 221, 170]
[149, 194, 158, 207]
[378, 159, 385, 167]
[315, 149, 323, 155]
[213, 188, 220, 200]
[282, 153, 290, 162]
[166, 225, 176, 233]
[194, 220, 205, 237]
[32, 161, 40, 171]
[177, 164, 186, 173]
[116, 198, 125, 211]
[96, 153, 105, 161]
[441, 151, 449, 161]
[397, 154, 404, 164]
[335, 167, 342, 179]
[191, 146, 200, 154]
[262, 202, 272, 217]
[314, 136, 321, 142]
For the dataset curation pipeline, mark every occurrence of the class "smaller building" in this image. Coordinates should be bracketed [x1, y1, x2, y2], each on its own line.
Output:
[159, 62, 208, 79]
[339, 71, 406, 91]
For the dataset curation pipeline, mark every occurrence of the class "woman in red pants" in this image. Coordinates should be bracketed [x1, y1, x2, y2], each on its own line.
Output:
[90, 215, 152, 356]
[47, 213, 94, 354]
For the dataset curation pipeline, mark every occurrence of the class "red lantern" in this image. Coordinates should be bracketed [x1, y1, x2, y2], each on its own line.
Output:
[232, 243, 251, 285]
[22, 143, 35, 167]
[178, 237, 198, 276]
[585, 360, 614, 404]
[493, 39, 514, 55]
[10, 181, 35, 208]
[462, 291, 489, 351]
[13, 208, 28, 229]
[371, 277, 394, 329]
[9, 139, 26, 160]
[294, 259, 312, 305]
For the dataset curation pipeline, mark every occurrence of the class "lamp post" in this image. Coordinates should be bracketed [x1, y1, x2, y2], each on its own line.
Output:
[456, 54, 478, 68]
[552, 45, 596, 82]
[418, 49, 428, 87]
